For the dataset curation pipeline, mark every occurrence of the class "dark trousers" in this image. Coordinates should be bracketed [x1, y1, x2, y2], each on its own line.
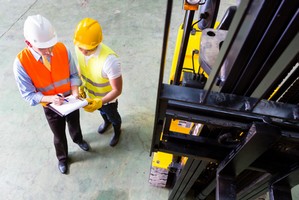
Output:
[43, 107, 83, 163]
[99, 100, 121, 126]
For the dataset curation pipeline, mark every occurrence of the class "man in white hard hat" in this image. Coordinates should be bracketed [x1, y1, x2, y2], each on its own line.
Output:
[13, 14, 90, 174]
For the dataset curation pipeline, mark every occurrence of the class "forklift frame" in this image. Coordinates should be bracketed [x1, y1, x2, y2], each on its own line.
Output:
[150, 0, 299, 199]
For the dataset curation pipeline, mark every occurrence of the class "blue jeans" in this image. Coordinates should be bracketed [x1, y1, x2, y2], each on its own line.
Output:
[99, 100, 121, 126]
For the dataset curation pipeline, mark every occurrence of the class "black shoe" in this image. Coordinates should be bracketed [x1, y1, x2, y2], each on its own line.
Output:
[109, 134, 120, 147]
[109, 125, 121, 147]
[78, 140, 90, 151]
[97, 121, 111, 134]
[58, 162, 68, 174]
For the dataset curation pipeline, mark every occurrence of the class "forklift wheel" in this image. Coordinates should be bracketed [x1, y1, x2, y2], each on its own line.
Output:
[148, 166, 169, 188]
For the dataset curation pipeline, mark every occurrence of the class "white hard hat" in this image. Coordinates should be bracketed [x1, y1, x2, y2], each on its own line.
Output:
[24, 15, 57, 48]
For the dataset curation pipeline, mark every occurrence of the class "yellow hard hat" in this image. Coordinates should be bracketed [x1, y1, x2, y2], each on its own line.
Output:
[73, 18, 102, 50]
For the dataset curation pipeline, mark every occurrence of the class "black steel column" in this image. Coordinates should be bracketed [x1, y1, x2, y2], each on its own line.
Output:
[173, 10, 195, 85]
[269, 164, 299, 200]
[216, 174, 236, 200]
[216, 123, 281, 199]
[168, 159, 208, 200]
[150, 0, 173, 155]
[270, 184, 292, 200]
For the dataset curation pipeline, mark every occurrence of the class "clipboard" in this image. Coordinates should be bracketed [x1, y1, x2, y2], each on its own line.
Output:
[47, 95, 88, 117]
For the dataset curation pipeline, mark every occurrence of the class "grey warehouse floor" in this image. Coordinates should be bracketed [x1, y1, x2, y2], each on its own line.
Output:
[1, 0, 298, 200]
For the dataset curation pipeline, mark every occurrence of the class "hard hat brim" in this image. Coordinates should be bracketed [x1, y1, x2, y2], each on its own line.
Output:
[34, 35, 58, 49]
[73, 40, 99, 50]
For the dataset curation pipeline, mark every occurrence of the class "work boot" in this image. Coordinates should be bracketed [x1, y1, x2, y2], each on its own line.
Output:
[78, 140, 90, 151]
[97, 114, 111, 134]
[58, 161, 68, 174]
[110, 124, 121, 147]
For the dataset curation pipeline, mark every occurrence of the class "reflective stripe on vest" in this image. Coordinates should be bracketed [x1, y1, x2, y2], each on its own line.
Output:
[75, 43, 117, 99]
[18, 42, 71, 95]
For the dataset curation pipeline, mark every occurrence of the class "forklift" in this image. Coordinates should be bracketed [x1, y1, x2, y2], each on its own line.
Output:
[149, 0, 299, 199]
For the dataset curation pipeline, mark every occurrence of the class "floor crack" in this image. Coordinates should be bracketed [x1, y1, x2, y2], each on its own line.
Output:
[0, 0, 38, 39]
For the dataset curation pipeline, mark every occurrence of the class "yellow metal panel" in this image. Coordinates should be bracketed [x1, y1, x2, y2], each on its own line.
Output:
[169, 22, 221, 82]
[169, 22, 203, 83]
[152, 152, 173, 169]
[169, 119, 193, 135]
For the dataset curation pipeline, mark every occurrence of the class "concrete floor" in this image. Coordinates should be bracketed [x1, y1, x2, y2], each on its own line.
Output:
[1, 0, 298, 200]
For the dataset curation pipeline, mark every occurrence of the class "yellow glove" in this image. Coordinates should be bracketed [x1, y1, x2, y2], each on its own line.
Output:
[79, 86, 86, 99]
[84, 98, 102, 112]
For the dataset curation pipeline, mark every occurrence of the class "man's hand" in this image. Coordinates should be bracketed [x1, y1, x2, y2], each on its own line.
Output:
[53, 94, 65, 105]
[84, 98, 102, 112]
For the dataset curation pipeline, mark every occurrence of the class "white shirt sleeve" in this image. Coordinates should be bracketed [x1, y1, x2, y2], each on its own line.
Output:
[102, 55, 121, 79]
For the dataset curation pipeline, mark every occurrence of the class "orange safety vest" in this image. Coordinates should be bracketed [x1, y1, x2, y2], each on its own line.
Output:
[17, 42, 71, 96]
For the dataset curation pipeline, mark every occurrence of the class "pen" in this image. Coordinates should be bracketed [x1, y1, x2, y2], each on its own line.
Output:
[57, 94, 69, 102]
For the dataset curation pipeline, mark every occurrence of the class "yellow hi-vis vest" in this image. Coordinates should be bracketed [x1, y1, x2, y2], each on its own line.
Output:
[75, 43, 117, 99]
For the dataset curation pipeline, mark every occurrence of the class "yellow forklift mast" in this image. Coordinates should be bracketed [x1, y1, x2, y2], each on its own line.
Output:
[150, 0, 229, 190]
[149, 0, 299, 199]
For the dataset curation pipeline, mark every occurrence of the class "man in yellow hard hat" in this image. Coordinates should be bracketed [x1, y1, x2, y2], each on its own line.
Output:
[73, 18, 122, 147]
[13, 15, 90, 174]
